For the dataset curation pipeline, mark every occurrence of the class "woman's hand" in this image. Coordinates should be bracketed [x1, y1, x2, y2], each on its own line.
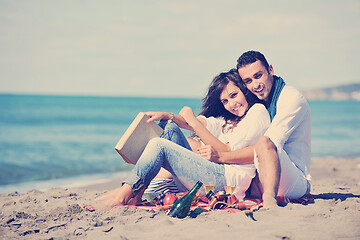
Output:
[197, 145, 221, 163]
[145, 112, 171, 123]
[179, 106, 198, 126]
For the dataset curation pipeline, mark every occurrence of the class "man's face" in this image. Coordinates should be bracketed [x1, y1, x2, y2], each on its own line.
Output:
[237, 60, 274, 102]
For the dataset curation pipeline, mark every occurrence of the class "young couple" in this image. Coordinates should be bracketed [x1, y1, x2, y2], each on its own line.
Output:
[94, 51, 311, 210]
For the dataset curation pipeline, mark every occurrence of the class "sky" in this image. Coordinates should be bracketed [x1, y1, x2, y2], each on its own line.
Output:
[0, 0, 359, 98]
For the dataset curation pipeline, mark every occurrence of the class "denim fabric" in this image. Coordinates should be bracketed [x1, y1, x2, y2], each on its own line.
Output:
[124, 121, 226, 196]
[158, 120, 192, 151]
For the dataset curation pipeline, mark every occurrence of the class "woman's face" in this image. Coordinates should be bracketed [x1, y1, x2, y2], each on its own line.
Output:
[220, 81, 249, 117]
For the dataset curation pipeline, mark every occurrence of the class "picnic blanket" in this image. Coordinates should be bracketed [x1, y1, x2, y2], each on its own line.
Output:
[106, 193, 314, 215]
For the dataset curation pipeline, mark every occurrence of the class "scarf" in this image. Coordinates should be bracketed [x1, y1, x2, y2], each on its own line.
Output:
[266, 76, 286, 121]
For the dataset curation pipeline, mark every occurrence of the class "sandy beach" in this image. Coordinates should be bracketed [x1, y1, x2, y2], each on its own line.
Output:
[0, 157, 359, 240]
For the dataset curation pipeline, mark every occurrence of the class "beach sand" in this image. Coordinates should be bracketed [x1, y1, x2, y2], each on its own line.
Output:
[1, 157, 359, 240]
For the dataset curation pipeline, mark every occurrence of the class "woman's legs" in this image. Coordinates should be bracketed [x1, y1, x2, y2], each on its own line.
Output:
[94, 121, 204, 210]
[126, 138, 226, 197]
[148, 120, 193, 193]
[95, 137, 225, 209]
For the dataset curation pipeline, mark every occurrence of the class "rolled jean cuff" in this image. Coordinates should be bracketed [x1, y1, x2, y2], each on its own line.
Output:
[122, 173, 145, 197]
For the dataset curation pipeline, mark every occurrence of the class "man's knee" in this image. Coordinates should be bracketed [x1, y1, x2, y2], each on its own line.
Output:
[255, 136, 277, 155]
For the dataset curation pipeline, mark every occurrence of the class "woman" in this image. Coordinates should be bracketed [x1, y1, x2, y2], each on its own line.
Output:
[95, 69, 270, 210]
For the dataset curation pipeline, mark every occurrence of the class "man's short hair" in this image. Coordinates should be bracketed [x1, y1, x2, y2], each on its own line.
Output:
[236, 51, 270, 72]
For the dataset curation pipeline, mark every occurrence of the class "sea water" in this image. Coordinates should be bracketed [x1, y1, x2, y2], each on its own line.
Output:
[0, 94, 359, 193]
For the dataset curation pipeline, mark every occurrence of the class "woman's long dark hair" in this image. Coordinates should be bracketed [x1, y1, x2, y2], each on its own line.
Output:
[199, 68, 260, 127]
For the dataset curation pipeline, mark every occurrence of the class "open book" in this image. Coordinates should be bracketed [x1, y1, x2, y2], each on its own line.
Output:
[115, 112, 164, 164]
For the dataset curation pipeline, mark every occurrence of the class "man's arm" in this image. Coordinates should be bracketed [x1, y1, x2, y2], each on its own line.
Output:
[205, 104, 271, 165]
[217, 104, 270, 164]
[265, 87, 310, 149]
[218, 145, 255, 164]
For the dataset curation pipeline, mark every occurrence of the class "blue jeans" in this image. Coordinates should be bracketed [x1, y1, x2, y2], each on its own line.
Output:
[124, 121, 226, 196]
[158, 120, 192, 151]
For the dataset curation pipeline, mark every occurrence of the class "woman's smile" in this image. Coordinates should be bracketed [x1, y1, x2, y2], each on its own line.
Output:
[220, 81, 249, 117]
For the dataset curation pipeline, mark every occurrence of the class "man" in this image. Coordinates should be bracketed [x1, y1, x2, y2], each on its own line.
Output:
[237, 51, 311, 208]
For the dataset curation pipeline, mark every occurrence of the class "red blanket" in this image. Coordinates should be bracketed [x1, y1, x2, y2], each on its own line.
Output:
[109, 193, 314, 214]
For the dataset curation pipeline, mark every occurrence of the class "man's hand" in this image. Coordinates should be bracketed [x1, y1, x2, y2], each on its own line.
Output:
[197, 145, 221, 163]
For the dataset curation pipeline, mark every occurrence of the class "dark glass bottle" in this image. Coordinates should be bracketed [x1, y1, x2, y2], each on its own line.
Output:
[167, 181, 203, 218]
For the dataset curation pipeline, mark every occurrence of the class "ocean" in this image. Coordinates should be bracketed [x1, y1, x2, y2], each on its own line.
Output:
[0, 94, 359, 193]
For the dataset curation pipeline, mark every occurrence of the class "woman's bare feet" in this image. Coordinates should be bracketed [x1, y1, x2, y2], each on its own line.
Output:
[127, 187, 146, 205]
[93, 183, 135, 211]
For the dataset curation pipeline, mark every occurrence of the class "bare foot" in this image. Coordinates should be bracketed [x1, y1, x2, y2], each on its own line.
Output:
[93, 184, 134, 211]
[262, 192, 278, 209]
[126, 188, 145, 205]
